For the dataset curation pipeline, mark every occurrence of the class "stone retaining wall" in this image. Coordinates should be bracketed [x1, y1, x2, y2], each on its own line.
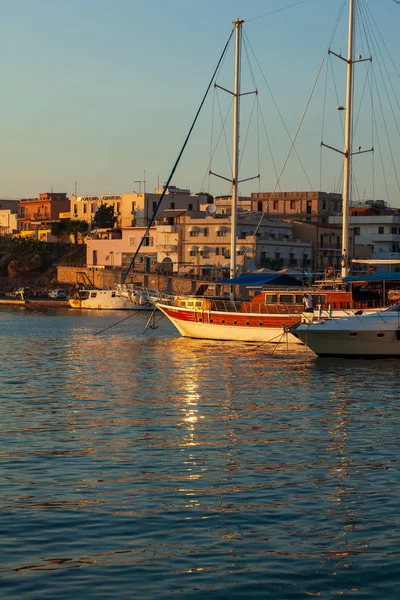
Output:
[56, 266, 227, 296]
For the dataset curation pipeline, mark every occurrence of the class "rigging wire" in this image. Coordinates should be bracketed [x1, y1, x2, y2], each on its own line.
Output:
[244, 31, 314, 191]
[245, 0, 310, 24]
[358, 0, 400, 199]
[121, 29, 234, 284]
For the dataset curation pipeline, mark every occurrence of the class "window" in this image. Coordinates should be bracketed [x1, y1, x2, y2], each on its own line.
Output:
[290, 200, 296, 210]
[83, 204, 87, 214]
[188, 204, 193, 210]
[91, 204, 94, 214]
[189, 250, 197, 256]
[215, 247, 220, 256]
[153, 201, 157, 210]
[258, 201, 262, 212]
[143, 236, 153, 246]
[378, 226, 384, 234]
[354, 227, 360, 236]
[265, 294, 278, 303]
[392, 227, 397, 234]
[203, 227, 209, 236]
[217, 230, 225, 237]
[190, 230, 199, 237]
[273, 201, 278, 210]
[280, 294, 294, 304]
[170, 202, 175, 209]
[129, 237, 135, 246]
[90, 292, 97, 298]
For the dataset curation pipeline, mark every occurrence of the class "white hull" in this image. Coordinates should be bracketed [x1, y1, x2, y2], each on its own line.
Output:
[156, 303, 303, 344]
[69, 289, 151, 311]
[291, 307, 400, 357]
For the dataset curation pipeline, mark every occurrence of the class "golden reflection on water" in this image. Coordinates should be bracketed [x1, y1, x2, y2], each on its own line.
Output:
[2, 312, 398, 596]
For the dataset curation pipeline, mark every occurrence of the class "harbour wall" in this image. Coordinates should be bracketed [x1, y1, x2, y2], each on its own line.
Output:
[56, 266, 228, 296]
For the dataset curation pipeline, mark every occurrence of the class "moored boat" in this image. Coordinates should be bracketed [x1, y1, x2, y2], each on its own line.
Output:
[289, 304, 400, 357]
[69, 288, 152, 310]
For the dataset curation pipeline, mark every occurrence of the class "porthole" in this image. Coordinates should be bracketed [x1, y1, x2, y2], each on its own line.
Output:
[259, 322, 263, 327]
[210, 319, 213, 323]
[246, 321, 250, 326]
[233, 320, 237, 325]
[377, 333, 384, 337]
[221, 319, 225, 324]
[198, 317, 203, 322]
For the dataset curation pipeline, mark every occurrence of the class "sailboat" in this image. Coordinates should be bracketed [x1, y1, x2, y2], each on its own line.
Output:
[289, 0, 400, 357]
[149, 8, 397, 344]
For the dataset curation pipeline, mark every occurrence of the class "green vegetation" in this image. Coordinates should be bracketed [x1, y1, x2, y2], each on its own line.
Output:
[92, 203, 117, 229]
[50, 219, 89, 243]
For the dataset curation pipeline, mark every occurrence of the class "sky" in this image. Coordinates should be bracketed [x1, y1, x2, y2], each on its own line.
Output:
[1, 0, 400, 205]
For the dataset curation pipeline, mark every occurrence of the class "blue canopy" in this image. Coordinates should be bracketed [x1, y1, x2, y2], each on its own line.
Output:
[217, 273, 303, 286]
[343, 272, 400, 283]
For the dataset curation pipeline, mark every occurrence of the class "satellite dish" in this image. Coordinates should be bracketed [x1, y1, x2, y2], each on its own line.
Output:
[206, 204, 217, 216]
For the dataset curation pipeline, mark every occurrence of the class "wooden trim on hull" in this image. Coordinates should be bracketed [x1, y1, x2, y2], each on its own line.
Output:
[156, 303, 303, 343]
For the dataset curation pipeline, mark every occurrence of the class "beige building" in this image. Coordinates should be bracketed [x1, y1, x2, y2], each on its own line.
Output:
[71, 186, 207, 228]
[291, 220, 354, 273]
[81, 209, 312, 277]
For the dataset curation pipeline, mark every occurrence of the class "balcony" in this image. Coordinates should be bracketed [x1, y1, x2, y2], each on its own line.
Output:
[158, 244, 178, 252]
[33, 212, 50, 219]
[157, 225, 178, 233]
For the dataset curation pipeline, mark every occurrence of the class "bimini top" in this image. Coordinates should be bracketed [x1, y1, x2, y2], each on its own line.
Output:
[343, 272, 400, 283]
[217, 273, 303, 286]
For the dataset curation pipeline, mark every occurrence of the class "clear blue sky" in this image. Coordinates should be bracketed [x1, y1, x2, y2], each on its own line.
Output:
[1, 0, 399, 205]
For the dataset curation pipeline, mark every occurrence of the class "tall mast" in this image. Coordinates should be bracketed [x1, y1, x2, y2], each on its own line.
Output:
[230, 19, 243, 290]
[341, 0, 356, 279]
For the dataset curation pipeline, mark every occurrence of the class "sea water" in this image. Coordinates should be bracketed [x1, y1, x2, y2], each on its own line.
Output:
[0, 306, 399, 599]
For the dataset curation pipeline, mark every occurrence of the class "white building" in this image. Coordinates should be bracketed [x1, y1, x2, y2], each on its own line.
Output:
[0, 200, 19, 234]
[71, 187, 207, 228]
[330, 209, 400, 266]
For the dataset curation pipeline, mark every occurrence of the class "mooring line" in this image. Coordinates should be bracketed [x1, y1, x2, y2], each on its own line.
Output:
[94, 310, 142, 335]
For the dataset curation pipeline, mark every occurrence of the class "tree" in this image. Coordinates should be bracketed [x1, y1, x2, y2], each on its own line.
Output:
[92, 203, 117, 229]
[50, 220, 68, 241]
[67, 220, 89, 244]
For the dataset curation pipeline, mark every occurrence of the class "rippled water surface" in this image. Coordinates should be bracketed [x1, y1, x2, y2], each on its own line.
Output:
[0, 306, 399, 599]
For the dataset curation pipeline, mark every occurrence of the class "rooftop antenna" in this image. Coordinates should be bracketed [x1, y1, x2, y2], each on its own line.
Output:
[134, 178, 146, 194]
[74, 179, 78, 195]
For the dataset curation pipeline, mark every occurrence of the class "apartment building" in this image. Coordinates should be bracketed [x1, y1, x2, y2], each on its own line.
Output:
[71, 186, 207, 228]
[251, 191, 342, 223]
[18, 193, 69, 233]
